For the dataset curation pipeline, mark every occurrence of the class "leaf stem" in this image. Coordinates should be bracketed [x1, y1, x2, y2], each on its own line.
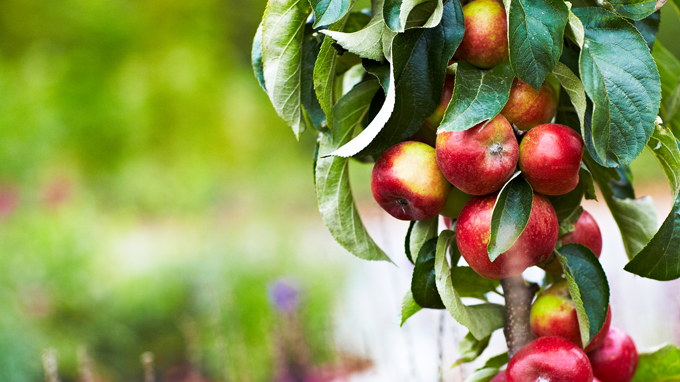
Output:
[500, 276, 538, 358]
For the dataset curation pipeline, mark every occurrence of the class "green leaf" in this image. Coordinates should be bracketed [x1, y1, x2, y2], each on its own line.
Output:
[400, 289, 423, 326]
[487, 174, 533, 261]
[301, 32, 328, 132]
[483, 352, 509, 369]
[552, 62, 586, 133]
[330, 0, 465, 157]
[438, 61, 514, 133]
[315, 80, 392, 262]
[462, 368, 501, 382]
[580, 164, 597, 200]
[322, 0, 389, 61]
[384, 0, 444, 32]
[558, 206, 584, 237]
[407, 217, 439, 263]
[252, 22, 267, 93]
[653, 41, 680, 139]
[547, 165, 595, 225]
[555, 243, 610, 348]
[507, 0, 569, 90]
[412, 237, 445, 309]
[608, 0, 656, 20]
[647, 123, 680, 198]
[435, 231, 506, 340]
[565, 6, 585, 46]
[631, 344, 680, 382]
[451, 266, 500, 301]
[452, 332, 491, 367]
[574, 7, 661, 167]
[262, 0, 313, 139]
[634, 10, 660, 50]
[310, 0, 352, 28]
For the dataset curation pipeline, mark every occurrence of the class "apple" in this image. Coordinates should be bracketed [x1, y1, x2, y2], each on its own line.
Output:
[562, 209, 603, 256]
[491, 371, 506, 382]
[425, 74, 456, 129]
[501, 78, 558, 131]
[518, 124, 584, 195]
[455, 192, 558, 280]
[440, 186, 474, 219]
[506, 336, 593, 382]
[453, 0, 508, 69]
[371, 141, 451, 221]
[531, 280, 612, 353]
[436, 114, 518, 196]
[588, 326, 638, 382]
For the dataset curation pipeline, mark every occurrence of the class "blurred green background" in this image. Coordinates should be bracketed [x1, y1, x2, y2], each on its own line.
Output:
[0, 0, 677, 381]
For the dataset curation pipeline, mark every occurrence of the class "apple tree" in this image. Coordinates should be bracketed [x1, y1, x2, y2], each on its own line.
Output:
[253, 0, 680, 379]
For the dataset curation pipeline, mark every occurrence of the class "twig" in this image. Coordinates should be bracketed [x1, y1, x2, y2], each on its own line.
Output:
[42, 348, 60, 382]
[500, 276, 539, 358]
[141, 352, 154, 382]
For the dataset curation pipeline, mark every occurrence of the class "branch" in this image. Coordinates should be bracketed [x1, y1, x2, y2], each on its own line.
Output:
[500, 276, 539, 358]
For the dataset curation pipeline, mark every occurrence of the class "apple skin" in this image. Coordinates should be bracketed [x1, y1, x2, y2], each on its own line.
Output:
[455, 192, 558, 280]
[440, 186, 474, 218]
[425, 74, 456, 129]
[372, 141, 451, 221]
[519, 124, 584, 195]
[501, 78, 558, 131]
[588, 326, 638, 382]
[436, 114, 519, 196]
[506, 336, 594, 382]
[531, 280, 612, 353]
[562, 209, 603, 257]
[453, 0, 508, 69]
[491, 371, 506, 382]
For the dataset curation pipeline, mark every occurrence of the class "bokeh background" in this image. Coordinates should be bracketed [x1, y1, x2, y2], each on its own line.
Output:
[1, 1, 679, 381]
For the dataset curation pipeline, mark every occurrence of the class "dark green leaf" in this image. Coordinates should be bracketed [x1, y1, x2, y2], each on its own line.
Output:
[438, 61, 514, 133]
[483, 352, 509, 369]
[301, 33, 328, 132]
[451, 266, 500, 301]
[330, 0, 464, 157]
[574, 7, 661, 167]
[634, 10, 660, 50]
[412, 237, 445, 309]
[552, 61, 586, 133]
[580, 164, 597, 200]
[400, 290, 423, 326]
[608, 0, 656, 20]
[252, 22, 267, 93]
[452, 332, 491, 367]
[507, 0, 569, 90]
[261, 0, 313, 139]
[316, 80, 392, 262]
[310, 0, 352, 28]
[462, 368, 501, 382]
[488, 174, 533, 261]
[362, 58, 391, 91]
[631, 344, 680, 382]
[647, 123, 680, 198]
[435, 231, 506, 340]
[652, 41, 680, 139]
[558, 206, 584, 237]
[407, 217, 439, 263]
[547, 165, 595, 225]
[384, 0, 444, 32]
[555, 243, 610, 348]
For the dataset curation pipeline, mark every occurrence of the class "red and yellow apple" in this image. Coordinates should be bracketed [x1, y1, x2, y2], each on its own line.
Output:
[501, 78, 558, 131]
[506, 336, 593, 382]
[371, 141, 451, 221]
[453, 0, 509, 69]
[519, 124, 584, 195]
[455, 192, 558, 280]
[436, 114, 518, 196]
[588, 326, 638, 382]
[531, 280, 611, 353]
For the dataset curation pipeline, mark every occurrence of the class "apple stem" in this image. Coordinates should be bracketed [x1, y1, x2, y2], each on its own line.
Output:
[500, 276, 539, 358]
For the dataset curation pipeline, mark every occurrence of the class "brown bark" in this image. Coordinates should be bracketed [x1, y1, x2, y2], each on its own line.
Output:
[500, 276, 539, 358]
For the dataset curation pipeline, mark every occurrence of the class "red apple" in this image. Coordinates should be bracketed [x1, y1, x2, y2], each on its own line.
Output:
[453, 0, 509, 69]
[501, 78, 558, 131]
[588, 326, 638, 382]
[425, 74, 456, 129]
[371, 141, 451, 221]
[440, 186, 474, 219]
[531, 280, 611, 353]
[491, 371, 506, 382]
[506, 336, 593, 382]
[562, 209, 603, 257]
[436, 114, 518, 196]
[519, 124, 584, 195]
[455, 192, 558, 280]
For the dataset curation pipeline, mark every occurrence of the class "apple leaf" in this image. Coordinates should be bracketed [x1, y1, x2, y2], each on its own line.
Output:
[451, 266, 500, 301]
[461, 368, 501, 382]
[384, 0, 444, 32]
[488, 173, 534, 262]
[574, 7, 661, 167]
[261, 0, 313, 140]
[634, 10, 660, 50]
[405, 216, 439, 264]
[552, 62, 586, 134]
[580, 164, 597, 200]
[400, 289, 423, 326]
[321, 0, 389, 61]
[483, 352, 509, 369]
[329, 0, 464, 157]
[653, 41, 680, 139]
[316, 80, 393, 263]
[507, 0, 568, 91]
[435, 230, 506, 340]
[631, 344, 680, 382]
[301, 31, 328, 133]
[565, 6, 585, 47]
[252, 22, 267, 93]
[438, 61, 514, 133]
[548, 165, 595, 226]
[412, 237, 445, 309]
[646, 123, 680, 199]
[452, 332, 491, 367]
[555, 243, 610, 349]
[608, 0, 657, 20]
[310, 0, 352, 28]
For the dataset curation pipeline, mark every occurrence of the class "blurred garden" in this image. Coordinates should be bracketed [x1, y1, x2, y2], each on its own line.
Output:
[1, 0, 680, 381]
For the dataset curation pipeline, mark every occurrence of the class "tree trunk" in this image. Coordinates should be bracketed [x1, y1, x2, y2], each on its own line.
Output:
[500, 276, 539, 358]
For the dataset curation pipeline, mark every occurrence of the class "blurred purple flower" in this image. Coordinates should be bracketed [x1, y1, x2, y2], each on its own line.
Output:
[268, 278, 300, 313]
